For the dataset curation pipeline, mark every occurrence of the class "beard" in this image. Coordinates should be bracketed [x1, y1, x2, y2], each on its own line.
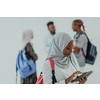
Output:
[51, 31, 55, 35]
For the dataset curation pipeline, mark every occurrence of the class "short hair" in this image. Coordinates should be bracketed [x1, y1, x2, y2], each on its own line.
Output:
[47, 21, 54, 28]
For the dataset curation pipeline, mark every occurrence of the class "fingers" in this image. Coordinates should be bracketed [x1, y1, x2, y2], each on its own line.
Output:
[79, 79, 82, 82]
[78, 78, 84, 84]
[83, 76, 87, 81]
[73, 71, 82, 76]
[78, 76, 87, 84]
[85, 76, 87, 81]
[74, 71, 82, 74]
[82, 78, 85, 81]
[83, 76, 87, 82]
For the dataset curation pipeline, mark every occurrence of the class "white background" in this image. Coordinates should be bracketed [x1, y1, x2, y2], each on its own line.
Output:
[0, 0, 100, 100]
[0, 17, 99, 84]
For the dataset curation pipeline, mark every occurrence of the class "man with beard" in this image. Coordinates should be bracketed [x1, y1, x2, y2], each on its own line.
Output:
[44, 21, 56, 54]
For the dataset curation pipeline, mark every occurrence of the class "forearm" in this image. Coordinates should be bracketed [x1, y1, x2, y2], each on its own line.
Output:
[65, 77, 72, 84]
[74, 47, 80, 54]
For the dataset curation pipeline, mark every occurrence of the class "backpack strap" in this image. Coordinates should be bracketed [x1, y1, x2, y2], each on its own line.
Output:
[81, 48, 86, 59]
[22, 46, 26, 52]
[73, 34, 77, 39]
[75, 32, 90, 59]
[21, 42, 30, 53]
[45, 58, 57, 84]
[75, 32, 90, 43]
[80, 32, 90, 42]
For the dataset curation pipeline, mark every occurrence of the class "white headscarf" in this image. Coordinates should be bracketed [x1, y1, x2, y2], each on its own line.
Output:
[47, 32, 80, 70]
[21, 29, 33, 50]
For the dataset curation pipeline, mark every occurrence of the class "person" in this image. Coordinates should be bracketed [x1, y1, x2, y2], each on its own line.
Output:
[72, 19, 88, 72]
[42, 32, 87, 84]
[44, 21, 56, 54]
[21, 30, 38, 84]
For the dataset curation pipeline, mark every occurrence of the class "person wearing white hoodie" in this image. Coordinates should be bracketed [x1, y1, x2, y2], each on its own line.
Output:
[42, 32, 87, 84]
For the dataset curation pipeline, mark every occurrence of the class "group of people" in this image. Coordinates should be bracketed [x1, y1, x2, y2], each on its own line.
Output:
[44, 20, 88, 72]
[18, 19, 88, 84]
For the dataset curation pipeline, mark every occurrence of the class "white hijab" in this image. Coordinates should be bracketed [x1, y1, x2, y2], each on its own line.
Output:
[21, 29, 33, 50]
[47, 32, 80, 70]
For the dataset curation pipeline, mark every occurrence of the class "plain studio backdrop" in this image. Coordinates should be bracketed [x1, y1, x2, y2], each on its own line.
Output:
[0, 17, 99, 84]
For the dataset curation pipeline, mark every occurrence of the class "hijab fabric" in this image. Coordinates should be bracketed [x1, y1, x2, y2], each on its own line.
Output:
[21, 30, 33, 50]
[47, 32, 79, 70]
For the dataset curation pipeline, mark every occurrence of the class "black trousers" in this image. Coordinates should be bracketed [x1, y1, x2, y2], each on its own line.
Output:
[21, 72, 37, 84]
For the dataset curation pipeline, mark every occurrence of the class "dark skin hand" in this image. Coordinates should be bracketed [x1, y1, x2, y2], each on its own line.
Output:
[30, 58, 34, 62]
[74, 47, 80, 54]
[65, 72, 87, 84]
[78, 76, 87, 84]
[65, 71, 81, 84]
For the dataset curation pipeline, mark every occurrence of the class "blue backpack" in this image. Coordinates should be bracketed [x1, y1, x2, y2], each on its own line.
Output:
[16, 45, 36, 79]
[74, 32, 97, 65]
